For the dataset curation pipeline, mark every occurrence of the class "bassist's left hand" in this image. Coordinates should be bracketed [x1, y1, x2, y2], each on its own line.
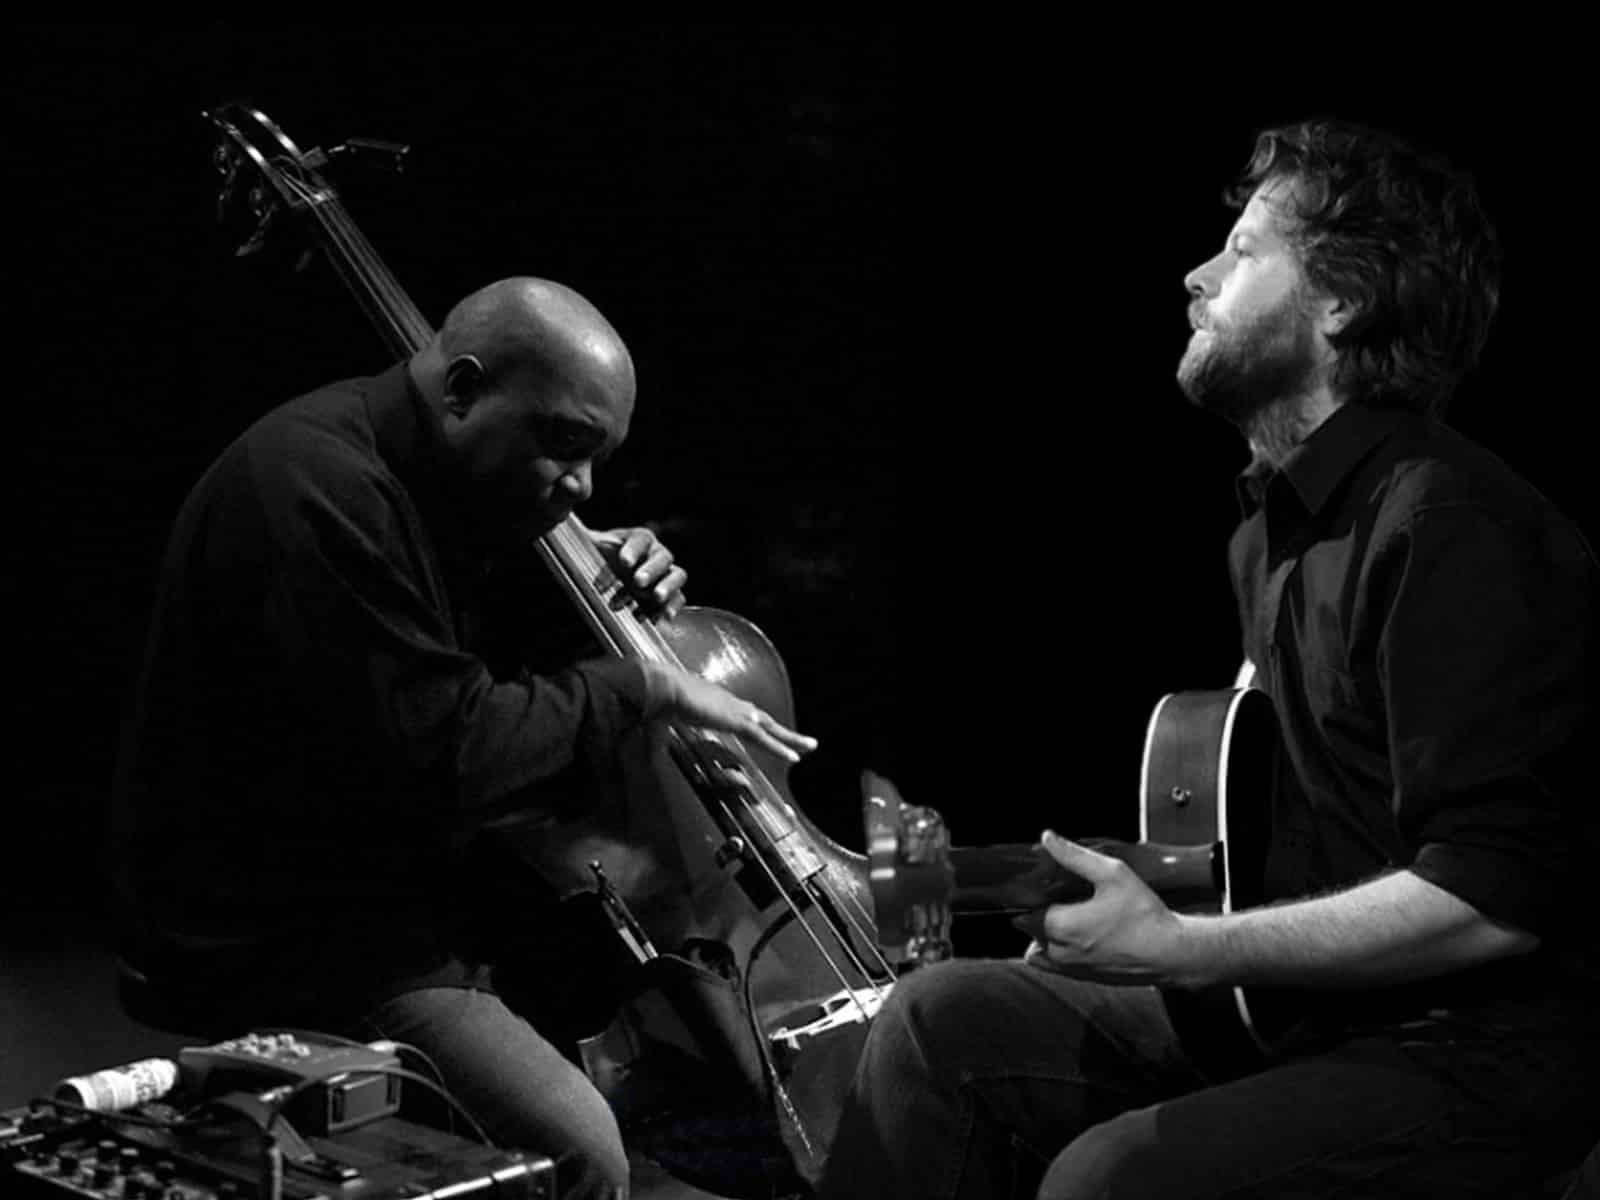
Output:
[590, 525, 688, 621]
[1017, 831, 1191, 987]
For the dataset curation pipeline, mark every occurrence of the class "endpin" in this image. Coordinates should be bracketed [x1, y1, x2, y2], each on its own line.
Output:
[589, 861, 658, 963]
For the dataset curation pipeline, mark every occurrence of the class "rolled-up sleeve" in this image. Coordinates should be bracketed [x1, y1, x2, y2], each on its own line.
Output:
[1377, 501, 1594, 935]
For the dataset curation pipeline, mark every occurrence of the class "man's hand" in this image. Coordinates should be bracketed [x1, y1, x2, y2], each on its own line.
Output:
[1016, 830, 1191, 987]
[590, 525, 687, 621]
[642, 663, 819, 764]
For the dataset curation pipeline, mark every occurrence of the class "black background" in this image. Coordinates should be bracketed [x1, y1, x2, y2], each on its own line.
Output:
[7, 28, 1593, 942]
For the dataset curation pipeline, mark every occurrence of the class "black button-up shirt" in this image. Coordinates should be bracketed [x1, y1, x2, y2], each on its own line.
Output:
[1229, 402, 1598, 1032]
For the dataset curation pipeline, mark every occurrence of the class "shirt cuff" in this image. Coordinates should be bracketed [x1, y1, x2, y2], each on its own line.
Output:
[1409, 841, 1555, 936]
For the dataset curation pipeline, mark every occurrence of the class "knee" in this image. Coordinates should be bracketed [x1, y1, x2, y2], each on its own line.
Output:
[595, 1115, 631, 1194]
[564, 1117, 630, 1200]
[464, 1078, 629, 1199]
[1036, 1109, 1159, 1200]
[851, 960, 1022, 1101]
[364, 989, 629, 1195]
[878, 959, 1005, 1052]
[526, 1068, 630, 1197]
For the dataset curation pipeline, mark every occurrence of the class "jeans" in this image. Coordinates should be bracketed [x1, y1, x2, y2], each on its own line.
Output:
[815, 959, 1600, 1199]
[358, 987, 630, 1200]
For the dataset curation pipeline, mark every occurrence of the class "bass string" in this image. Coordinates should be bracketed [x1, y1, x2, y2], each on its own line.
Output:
[705, 762, 895, 989]
[544, 519, 674, 663]
[307, 193, 432, 355]
[548, 505, 899, 986]
[701, 784, 887, 1016]
[546, 517, 897, 996]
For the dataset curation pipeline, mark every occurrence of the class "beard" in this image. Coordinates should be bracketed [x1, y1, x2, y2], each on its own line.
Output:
[1177, 288, 1321, 429]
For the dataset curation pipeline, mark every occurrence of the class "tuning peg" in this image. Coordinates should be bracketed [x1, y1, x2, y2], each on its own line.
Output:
[213, 149, 240, 224]
[235, 207, 276, 258]
[327, 137, 410, 174]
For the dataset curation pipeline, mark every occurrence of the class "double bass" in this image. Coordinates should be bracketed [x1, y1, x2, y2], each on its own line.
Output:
[204, 102, 900, 1195]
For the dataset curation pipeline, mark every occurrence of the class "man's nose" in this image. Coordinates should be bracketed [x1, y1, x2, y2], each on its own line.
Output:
[1183, 253, 1222, 301]
[561, 461, 594, 504]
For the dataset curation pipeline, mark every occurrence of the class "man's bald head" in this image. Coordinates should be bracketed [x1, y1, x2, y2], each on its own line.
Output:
[436, 277, 635, 402]
[413, 278, 638, 545]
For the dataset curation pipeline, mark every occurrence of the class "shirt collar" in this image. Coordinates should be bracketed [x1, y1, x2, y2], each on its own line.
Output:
[369, 359, 529, 570]
[367, 359, 442, 481]
[1234, 402, 1410, 519]
[365, 358, 483, 556]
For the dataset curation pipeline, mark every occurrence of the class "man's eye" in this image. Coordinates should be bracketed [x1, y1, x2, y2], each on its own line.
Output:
[549, 436, 588, 460]
[534, 420, 598, 461]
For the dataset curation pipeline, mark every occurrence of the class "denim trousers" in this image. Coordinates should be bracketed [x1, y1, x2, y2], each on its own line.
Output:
[814, 959, 1600, 1200]
[356, 986, 630, 1200]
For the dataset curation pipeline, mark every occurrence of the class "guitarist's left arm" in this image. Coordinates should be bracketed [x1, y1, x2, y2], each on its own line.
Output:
[1019, 831, 1539, 991]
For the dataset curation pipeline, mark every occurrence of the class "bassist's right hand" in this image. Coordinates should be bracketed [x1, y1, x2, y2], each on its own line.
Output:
[641, 662, 819, 764]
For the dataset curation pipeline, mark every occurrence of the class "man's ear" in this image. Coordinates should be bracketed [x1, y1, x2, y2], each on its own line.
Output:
[443, 354, 487, 416]
[1317, 292, 1358, 340]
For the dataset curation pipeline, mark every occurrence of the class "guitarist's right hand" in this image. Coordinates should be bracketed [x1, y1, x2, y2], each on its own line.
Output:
[641, 662, 819, 764]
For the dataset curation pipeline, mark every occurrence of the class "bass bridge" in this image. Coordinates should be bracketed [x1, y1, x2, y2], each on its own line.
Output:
[666, 729, 827, 909]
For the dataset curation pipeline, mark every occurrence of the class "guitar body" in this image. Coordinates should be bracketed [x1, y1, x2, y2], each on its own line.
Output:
[1139, 688, 1292, 1067]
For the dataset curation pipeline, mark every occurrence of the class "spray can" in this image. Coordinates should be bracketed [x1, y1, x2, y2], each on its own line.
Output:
[53, 1058, 180, 1112]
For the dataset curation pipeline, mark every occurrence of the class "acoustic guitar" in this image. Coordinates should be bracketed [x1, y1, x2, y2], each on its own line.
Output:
[865, 686, 1296, 1069]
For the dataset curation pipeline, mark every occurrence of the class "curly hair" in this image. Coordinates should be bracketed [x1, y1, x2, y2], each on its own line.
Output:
[1225, 118, 1502, 416]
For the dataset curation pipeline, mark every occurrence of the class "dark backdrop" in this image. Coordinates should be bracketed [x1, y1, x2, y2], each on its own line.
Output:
[8, 29, 1592, 949]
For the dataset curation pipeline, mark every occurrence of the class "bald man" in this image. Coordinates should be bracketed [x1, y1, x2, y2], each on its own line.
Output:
[110, 278, 813, 1198]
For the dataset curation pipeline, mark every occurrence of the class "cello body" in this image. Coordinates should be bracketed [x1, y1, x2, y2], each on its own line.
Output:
[487, 602, 884, 1195]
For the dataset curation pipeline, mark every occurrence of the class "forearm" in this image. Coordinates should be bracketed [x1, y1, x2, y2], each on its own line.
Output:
[1170, 868, 1540, 991]
[444, 657, 651, 810]
[274, 544, 652, 814]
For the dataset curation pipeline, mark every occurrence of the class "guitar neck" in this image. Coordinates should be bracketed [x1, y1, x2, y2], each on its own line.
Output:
[945, 839, 1221, 916]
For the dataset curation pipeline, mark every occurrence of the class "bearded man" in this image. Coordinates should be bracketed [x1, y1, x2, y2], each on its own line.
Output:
[815, 119, 1600, 1199]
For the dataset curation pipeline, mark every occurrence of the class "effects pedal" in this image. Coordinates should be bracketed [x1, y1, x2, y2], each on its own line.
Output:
[1, 1097, 555, 1199]
[177, 1032, 403, 1137]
